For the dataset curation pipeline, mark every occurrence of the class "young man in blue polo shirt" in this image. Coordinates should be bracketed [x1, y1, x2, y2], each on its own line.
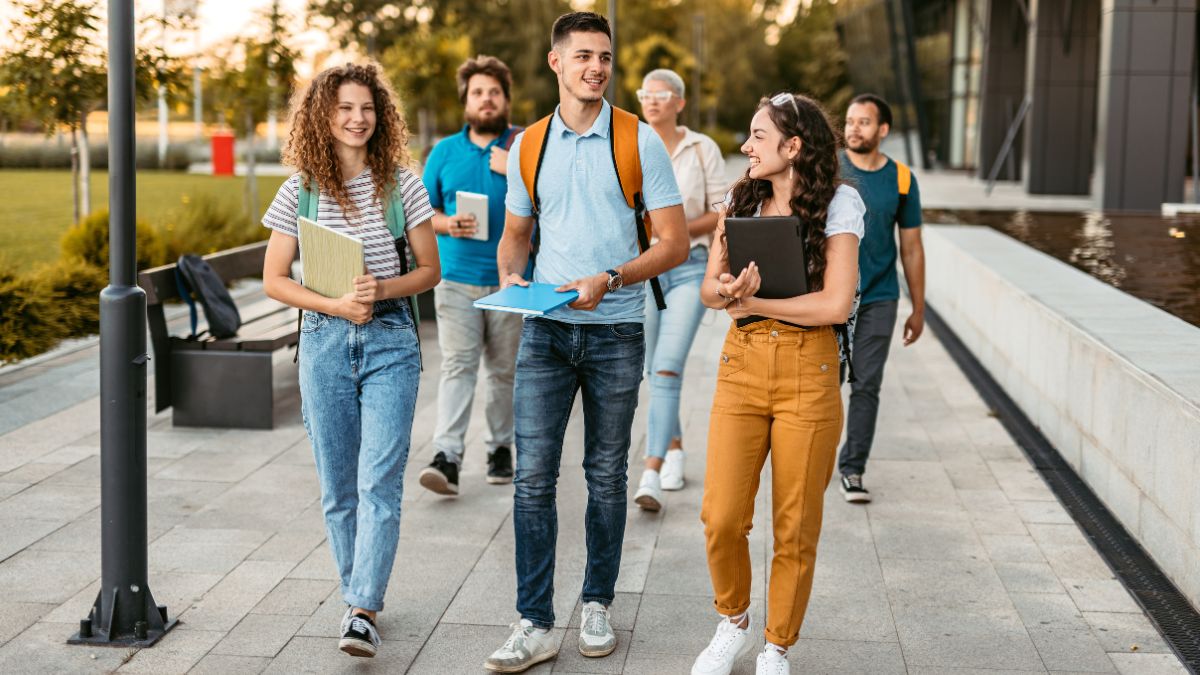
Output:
[418, 55, 523, 495]
[838, 93, 927, 503]
[483, 12, 688, 673]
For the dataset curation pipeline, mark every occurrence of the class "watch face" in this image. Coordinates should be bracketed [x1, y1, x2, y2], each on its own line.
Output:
[607, 272, 622, 291]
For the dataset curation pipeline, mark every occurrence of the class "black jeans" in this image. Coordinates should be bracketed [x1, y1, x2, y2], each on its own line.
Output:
[838, 300, 899, 477]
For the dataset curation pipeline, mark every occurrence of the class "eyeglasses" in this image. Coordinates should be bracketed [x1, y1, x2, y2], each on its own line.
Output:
[770, 92, 799, 118]
[636, 89, 677, 103]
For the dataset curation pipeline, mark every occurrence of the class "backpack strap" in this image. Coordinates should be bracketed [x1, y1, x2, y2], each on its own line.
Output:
[895, 159, 911, 224]
[501, 125, 523, 151]
[518, 115, 554, 266]
[610, 106, 666, 311]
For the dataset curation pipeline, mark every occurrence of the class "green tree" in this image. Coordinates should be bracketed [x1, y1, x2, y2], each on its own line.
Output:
[774, 0, 852, 117]
[206, 4, 298, 222]
[0, 0, 186, 223]
[379, 19, 472, 152]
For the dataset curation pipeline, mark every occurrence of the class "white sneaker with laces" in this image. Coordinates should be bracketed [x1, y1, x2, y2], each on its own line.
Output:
[578, 601, 617, 657]
[484, 619, 558, 673]
[691, 614, 753, 675]
[661, 449, 685, 490]
[634, 469, 663, 511]
[756, 645, 790, 675]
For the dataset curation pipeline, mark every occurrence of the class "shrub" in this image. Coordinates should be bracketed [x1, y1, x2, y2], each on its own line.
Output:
[61, 209, 168, 272]
[26, 257, 107, 339]
[159, 193, 268, 260]
[0, 268, 60, 363]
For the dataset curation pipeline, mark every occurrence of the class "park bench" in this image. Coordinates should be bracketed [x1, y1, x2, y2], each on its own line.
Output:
[138, 241, 297, 429]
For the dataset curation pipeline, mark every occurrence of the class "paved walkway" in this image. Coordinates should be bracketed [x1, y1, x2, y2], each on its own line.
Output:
[0, 297, 1186, 674]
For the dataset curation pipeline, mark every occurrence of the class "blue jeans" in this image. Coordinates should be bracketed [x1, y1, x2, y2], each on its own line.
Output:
[298, 299, 420, 612]
[643, 246, 710, 460]
[512, 317, 645, 628]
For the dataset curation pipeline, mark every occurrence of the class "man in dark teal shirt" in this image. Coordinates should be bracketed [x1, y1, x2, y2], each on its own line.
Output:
[838, 94, 927, 503]
[418, 55, 523, 496]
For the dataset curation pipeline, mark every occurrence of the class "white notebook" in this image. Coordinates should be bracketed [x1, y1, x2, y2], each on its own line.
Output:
[455, 191, 489, 241]
[297, 216, 364, 298]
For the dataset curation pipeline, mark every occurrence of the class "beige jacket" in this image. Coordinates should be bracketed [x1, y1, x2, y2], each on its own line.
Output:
[665, 127, 728, 249]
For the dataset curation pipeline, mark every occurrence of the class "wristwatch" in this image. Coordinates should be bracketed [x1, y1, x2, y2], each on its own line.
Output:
[605, 268, 624, 292]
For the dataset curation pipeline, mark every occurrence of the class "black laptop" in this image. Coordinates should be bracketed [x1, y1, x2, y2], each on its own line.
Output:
[724, 216, 810, 327]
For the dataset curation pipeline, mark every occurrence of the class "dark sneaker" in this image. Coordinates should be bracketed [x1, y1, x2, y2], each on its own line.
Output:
[487, 446, 514, 485]
[419, 451, 460, 496]
[339, 613, 380, 658]
[840, 474, 871, 503]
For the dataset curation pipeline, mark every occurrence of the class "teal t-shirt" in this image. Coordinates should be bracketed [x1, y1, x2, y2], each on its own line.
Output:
[839, 152, 921, 306]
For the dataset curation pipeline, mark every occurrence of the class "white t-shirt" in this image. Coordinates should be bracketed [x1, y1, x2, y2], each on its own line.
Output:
[262, 167, 434, 279]
[721, 184, 867, 239]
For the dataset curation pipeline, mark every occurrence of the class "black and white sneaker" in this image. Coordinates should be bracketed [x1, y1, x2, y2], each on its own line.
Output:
[487, 446, 514, 485]
[419, 451, 459, 496]
[840, 474, 871, 503]
[339, 613, 380, 658]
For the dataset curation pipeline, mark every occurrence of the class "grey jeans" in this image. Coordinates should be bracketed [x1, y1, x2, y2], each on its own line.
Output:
[838, 299, 899, 477]
[432, 279, 523, 465]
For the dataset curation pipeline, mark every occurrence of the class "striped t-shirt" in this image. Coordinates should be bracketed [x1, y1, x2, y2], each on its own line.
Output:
[262, 168, 435, 279]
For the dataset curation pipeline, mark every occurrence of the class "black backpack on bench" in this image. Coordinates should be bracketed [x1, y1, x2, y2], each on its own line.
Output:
[175, 254, 242, 339]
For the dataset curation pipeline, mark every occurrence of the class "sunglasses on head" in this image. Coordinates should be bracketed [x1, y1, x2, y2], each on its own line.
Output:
[770, 92, 800, 118]
[636, 89, 677, 103]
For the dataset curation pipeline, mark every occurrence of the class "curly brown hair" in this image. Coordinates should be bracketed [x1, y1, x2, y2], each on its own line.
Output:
[282, 62, 411, 218]
[726, 93, 842, 291]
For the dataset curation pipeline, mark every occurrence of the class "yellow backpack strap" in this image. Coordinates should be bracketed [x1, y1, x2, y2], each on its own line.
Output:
[895, 160, 912, 195]
[610, 106, 642, 211]
[610, 105, 666, 311]
[518, 115, 554, 213]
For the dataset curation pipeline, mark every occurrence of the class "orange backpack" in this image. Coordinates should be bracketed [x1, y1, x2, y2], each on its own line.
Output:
[517, 105, 666, 310]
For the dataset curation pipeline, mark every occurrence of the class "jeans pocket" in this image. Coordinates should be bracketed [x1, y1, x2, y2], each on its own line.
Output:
[608, 322, 645, 340]
[301, 311, 328, 334]
[375, 305, 414, 331]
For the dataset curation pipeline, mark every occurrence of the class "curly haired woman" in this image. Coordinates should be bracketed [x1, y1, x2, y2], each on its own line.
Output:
[690, 93, 865, 675]
[261, 62, 439, 659]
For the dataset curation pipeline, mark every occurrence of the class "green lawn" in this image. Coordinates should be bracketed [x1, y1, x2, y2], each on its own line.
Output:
[0, 169, 282, 273]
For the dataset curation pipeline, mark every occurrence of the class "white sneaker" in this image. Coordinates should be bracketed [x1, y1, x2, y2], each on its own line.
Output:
[484, 619, 558, 672]
[578, 601, 616, 657]
[339, 613, 380, 658]
[661, 449, 685, 490]
[756, 645, 789, 674]
[691, 615, 753, 675]
[634, 470, 663, 511]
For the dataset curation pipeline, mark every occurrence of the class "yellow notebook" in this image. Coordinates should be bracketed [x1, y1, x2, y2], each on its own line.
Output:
[297, 216, 365, 298]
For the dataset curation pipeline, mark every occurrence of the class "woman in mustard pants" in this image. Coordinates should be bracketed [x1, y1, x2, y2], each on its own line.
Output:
[690, 93, 865, 675]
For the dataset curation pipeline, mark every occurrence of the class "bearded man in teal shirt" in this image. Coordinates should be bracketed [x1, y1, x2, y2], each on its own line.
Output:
[837, 94, 927, 503]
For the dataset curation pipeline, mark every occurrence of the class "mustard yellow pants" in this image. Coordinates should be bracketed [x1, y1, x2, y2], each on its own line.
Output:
[701, 320, 844, 647]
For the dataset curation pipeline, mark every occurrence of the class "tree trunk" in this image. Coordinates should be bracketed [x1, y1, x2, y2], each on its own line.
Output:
[244, 110, 258, 223]
[79, 110, 92, 217]
[70, 126, 80, 224]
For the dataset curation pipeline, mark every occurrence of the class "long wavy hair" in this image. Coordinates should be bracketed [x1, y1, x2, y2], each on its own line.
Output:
[726, 93, 842, 291]
[283, 62, 411, 218]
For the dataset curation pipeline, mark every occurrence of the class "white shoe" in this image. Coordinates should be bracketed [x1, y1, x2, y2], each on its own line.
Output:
[691, 615, 753, 675]
[634, 470, 663, 511]
[756, 645, 789, 674]
[661, 449, 685, 490]
[484, 619, 558, 672]
[578, 601, 616, 657]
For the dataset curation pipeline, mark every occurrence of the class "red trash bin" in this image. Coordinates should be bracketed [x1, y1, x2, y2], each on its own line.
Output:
[211, 132, 235, 176]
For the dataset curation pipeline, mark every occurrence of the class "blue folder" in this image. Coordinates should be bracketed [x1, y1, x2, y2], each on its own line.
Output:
[473, 283, 580, 316]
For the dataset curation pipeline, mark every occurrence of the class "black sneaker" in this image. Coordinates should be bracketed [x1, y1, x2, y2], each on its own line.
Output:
[840, 473, 871, 503]
[487, 446, 514, 485]
[419, 451, 459, 496]
[339, 612, 380, 658]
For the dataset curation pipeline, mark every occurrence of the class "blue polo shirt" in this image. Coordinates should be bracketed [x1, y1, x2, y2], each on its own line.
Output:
[505, 101, 681, 324]
[840, 152, 922, 306]
[422, 125, 519, 286]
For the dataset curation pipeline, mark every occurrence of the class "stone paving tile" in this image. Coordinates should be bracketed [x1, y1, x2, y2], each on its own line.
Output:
[211, 613, 306, 658]
[791, 637, 908, 674]
[264, 635, 422, 674]
[117, 627, 225, 673]
[406, 623, 556, 675]
[1083, 610, 1173, 654]
[0, 601, 57, 645]
[981, 534, 1048, 563]
[176, 560, 293, 632]
[0, 548, 98, 604]
[1061, 578, 1142, 614]
[0, 517, 68, 562]
[188, 653, 271, 674]
[1026, 626, 1116, 673]
[0, 482, 100, 522]
[994, 561, 1067, 595]
[251, 578, 338, 617]
[0, 620, 133, 673]
[148, 527, 272, 576]
[1107, 652, 1190, 674]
